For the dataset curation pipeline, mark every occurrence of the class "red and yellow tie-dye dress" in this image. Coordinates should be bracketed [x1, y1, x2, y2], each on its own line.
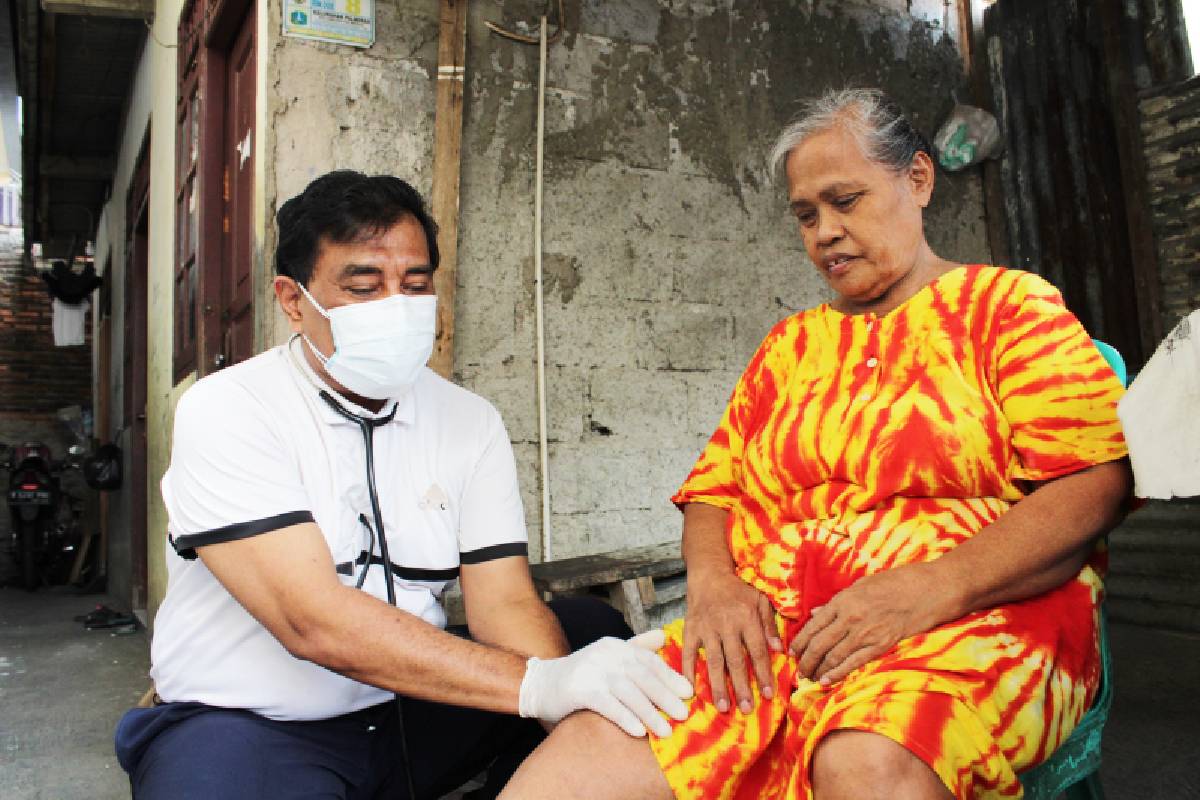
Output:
[651, 265, 1128, 799]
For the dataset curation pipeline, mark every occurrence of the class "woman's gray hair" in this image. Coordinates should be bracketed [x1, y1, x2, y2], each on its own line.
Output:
[768, 88, 933, 180]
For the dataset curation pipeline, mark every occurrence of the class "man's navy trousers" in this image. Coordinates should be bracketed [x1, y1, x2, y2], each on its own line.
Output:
[114, 596, 632, 800]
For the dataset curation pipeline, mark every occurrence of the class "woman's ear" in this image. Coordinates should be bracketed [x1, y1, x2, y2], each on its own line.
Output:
[907, 150, 936, 209]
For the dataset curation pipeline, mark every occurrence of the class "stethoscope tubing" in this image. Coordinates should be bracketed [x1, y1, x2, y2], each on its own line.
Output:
[314, 384, 418, 799]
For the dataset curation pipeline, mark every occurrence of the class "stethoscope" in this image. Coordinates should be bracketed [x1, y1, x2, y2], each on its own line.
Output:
[319, 391, 399, 603]
[288, 335, 418, 798]
[288, 335, 401, 601]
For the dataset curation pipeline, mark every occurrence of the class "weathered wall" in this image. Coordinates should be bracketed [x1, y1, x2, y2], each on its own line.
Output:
[266, 0, 988, 562]
[93, 26, 155, 613]
[1140, 74, 1200, 334]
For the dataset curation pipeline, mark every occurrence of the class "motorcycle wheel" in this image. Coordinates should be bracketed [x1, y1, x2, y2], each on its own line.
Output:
[19, 519, 38, 591]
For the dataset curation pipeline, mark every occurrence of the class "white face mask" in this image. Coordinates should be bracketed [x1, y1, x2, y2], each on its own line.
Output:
[297, 282, 437, 400]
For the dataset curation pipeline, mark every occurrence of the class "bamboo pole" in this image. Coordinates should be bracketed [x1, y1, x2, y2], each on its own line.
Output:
[429, 0, 469, 378]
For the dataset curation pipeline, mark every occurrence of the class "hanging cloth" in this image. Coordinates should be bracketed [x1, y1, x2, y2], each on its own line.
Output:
[1118, 309, 1200, 499]
[42, 260, 102, 304]
[52, 298, 89, 346]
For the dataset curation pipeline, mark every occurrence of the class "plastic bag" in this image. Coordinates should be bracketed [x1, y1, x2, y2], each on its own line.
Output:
[934, 103, 1002, 171]
[82, 443, 123, 491]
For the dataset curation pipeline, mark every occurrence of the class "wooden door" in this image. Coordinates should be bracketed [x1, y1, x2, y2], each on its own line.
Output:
[220, 6, 256, 367]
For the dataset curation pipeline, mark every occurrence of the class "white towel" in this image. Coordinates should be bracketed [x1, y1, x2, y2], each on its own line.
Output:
[51, 298, 89, 347]
[1118, 309, 1200, 499]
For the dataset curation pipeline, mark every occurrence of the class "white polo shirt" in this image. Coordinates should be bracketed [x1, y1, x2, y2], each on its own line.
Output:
[150, 336, 528, 721]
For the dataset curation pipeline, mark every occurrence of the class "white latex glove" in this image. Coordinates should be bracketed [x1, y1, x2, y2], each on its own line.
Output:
[518, 629, 694, 738]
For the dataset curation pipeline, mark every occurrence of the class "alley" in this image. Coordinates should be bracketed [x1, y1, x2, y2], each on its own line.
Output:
[0, 586, 149, 799]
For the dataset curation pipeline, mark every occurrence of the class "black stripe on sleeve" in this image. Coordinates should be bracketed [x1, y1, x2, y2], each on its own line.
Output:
[395, 565, 461, 581]
[459, 542, 529, 565]
[335, 552, 460, 582]
[171, 510, 315, 560]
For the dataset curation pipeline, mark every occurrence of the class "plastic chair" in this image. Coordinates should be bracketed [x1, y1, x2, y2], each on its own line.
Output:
[1091, 340, 1127, 388]
[1018, 610, 1111, 799]
[1018, 340, 1125, 800]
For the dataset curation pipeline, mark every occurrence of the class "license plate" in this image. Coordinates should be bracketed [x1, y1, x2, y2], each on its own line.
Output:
[8, 489, 51, 505]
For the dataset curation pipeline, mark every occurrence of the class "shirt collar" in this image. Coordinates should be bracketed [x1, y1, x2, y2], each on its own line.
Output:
[285, 335, 416, 427]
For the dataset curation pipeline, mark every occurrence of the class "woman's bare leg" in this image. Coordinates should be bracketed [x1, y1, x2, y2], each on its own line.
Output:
[497, 711, 673, 800]
[812, 730, 953, 800]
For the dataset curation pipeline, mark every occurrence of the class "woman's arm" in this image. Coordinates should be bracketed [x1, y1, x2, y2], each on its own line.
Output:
[936, 459, 1131, 613]
[790, 458, 1132, 685]
[681, 502, 782, 713]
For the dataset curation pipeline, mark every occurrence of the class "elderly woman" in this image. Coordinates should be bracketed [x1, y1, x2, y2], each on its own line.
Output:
[500, 88, 1131, 800]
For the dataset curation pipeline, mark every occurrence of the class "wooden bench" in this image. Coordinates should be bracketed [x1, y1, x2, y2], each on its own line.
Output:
[529, 542, 687, 633]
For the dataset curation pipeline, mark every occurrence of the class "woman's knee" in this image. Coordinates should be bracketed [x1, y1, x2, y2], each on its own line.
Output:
[812, 730, 951, 800]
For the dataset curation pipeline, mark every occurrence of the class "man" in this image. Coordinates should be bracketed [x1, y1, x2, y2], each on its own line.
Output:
[114, 171, 691, 799]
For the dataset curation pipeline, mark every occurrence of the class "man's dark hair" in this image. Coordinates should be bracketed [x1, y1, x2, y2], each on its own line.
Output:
[274, 171, 440, 286]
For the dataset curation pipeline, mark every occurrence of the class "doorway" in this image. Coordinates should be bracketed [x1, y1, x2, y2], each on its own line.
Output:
[220, 5, 256, 367]
[186, 0, 257, 376]
[174, 0, 257, 380]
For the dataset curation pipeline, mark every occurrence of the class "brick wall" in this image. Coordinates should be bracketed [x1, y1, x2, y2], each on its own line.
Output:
[1140, 74, 1200, 334]
[0, 245, 95, 562]
[0, 252, 93, 414]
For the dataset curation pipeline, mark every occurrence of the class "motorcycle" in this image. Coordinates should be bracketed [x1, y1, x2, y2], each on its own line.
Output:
[1, 441, 85, 590]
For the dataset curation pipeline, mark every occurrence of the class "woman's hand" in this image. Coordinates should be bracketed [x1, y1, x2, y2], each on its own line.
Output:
[682, 569, 782, 713]
[789, 562, 952, 686]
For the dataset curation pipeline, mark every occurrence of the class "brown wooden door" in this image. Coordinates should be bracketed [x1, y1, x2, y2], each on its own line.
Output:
[123, 151, 150, 610]
[220, 6, 256, 367]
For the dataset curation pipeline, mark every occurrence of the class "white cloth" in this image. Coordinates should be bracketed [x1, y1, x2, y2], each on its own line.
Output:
[151, 338, 529, 720]
[51, 298, 88, 346]
[1118, 309, 1200, 499]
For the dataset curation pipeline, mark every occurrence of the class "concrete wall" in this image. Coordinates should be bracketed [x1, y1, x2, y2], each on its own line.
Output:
[82, 0, 991, 616]
[264, 0, 988, 563]
[144, 0, 193, 620]
[93, 33, 153, 614]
